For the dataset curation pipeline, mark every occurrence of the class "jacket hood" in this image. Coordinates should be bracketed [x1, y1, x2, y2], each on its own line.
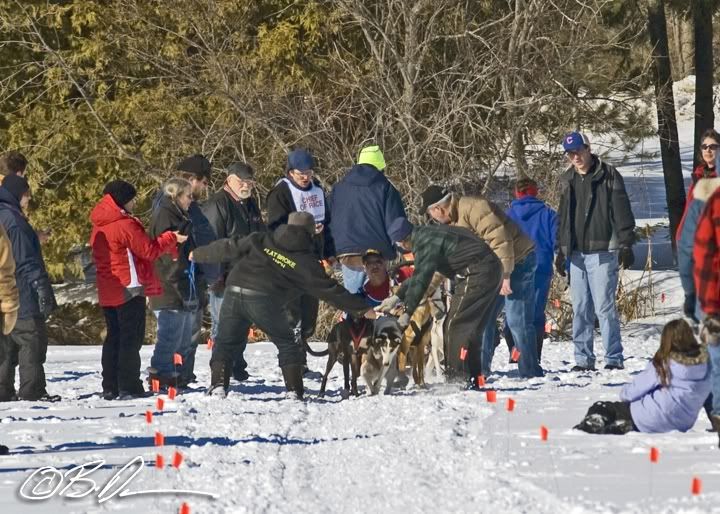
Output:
[0, 186, 21, 210]
[343, 164, 386, 186]
[90, 194, 130, 227]
[273, 224, 314, 252]
[692, 177, 720, 202]
[693, 164, 717, 182]
[667, 356, 709, 381]
[510, 197, 546, 222]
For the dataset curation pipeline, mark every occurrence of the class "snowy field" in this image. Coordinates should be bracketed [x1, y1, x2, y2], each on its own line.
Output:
[1, 274, 719, 514]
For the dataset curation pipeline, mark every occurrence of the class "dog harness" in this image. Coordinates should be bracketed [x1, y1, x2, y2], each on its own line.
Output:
[348, 321, 369, 352]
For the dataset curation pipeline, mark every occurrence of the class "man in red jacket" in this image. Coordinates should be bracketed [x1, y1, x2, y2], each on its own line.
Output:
[693, 180, 720, 447]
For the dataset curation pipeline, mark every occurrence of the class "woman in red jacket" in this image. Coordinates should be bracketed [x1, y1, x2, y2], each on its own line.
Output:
[90, 180, 185, 400]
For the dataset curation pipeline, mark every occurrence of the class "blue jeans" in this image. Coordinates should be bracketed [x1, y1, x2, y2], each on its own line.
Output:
[705, 342, 720, 416]
[482, 252, 543, 377]
[341, 264, 366, 294]
[208, 290, 247, 378]
[569, 251, 623, 368]
[208, 290, 224, 341]
[151, 309, 195, 377]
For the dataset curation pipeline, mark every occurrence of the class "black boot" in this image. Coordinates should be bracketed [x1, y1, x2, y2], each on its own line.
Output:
[208, 360, 230, 397]
[281, 364, 304, 400]
[0, 444, 8, 456]
[536, 331, 544, 362]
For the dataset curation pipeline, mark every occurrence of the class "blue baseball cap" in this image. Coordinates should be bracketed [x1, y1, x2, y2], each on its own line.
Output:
[562, 132, 590, 152]
[286, 148, 314, 172]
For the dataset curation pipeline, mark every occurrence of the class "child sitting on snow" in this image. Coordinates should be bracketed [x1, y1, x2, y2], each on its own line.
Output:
[575, 319, 711, 434]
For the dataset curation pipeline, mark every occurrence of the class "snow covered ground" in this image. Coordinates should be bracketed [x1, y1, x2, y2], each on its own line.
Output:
[1, 274, 718, 514]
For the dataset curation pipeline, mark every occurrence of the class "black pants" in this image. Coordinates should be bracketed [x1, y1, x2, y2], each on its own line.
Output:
[212, 288, 305, 369]
[286, 294, 319, 364]
[444, 258, 502, 381]
[102, 296, 146, 394]
[576, 401, 638, 434]
[0, 316, 49, 400]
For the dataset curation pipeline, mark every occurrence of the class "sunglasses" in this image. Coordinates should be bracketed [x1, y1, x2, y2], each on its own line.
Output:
[701, 144, 720, 151]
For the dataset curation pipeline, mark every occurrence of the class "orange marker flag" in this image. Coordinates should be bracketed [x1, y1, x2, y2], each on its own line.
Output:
[156, 397, 165, 411]
[649, 447, 659, 463]
[477, 375, 486, 387]
[459, 347, 468, 361]
[486, 390, 497, 403]
[540, 425, 549, 441]
[151, 379, 160, 393]
[173, 353, 183, 366]
[168, 387, 177, 400]
[156, 454, 165, 469]
[511, 348, 520, 361]
[172, 450, 183, 469]
[179, 503, 190, 514]
[145, 410, 153, 424]
[506, 398, 515, 412]
[154, 432, 165, 447]
[691, 477, 702, 495]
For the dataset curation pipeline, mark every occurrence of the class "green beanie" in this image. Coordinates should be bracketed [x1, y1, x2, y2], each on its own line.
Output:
[357, 145, 386, 171]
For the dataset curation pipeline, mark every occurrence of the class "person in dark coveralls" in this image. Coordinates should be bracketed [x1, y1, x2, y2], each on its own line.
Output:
[191, 212, 376, 399]
[376, 217, 502, 388]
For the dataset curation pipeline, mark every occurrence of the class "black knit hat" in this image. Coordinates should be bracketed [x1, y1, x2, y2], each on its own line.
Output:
[288, 211, 315, 235]
[1, 174, 30, 203]
[420, 185, 450, 213]
[103, 180, 137, 208]
[177, 154, 212, 180]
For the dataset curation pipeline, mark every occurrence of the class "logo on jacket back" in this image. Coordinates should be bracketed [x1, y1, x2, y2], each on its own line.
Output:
[263, 248, 297, 269]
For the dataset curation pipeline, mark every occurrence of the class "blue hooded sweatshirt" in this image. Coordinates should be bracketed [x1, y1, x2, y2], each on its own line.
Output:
[506, 196, 557, 277]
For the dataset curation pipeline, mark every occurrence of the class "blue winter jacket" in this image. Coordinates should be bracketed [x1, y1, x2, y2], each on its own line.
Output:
[506, 196, 557, 277]
[328, 164, 406, 260]
[0, 187, 54, 319]
[620, 355, 711, 433]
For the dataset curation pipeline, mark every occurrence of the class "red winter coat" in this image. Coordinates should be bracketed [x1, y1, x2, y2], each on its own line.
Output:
[694, 189, 720, 316]
[677, 164, 718, 240]
[90, 194, 177, 307]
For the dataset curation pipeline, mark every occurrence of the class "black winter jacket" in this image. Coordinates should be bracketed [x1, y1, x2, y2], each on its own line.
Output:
[557, 157, 635, 256]
[266, 177, 335, 259]
[149, 195, 202, 310]
[0, 187, 55, 319]
[192, 225, 369, 317]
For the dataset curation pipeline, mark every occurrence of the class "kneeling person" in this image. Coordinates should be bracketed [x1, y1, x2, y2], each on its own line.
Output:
[191, 212, 375, 399]
[378, 218, 502, 387]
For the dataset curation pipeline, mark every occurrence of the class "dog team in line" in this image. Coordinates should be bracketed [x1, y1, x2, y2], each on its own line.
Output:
[0, 129, 719, 448]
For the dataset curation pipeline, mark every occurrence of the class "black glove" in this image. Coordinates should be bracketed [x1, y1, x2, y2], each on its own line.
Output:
[618, 247, 634, 270]
[32, 278, 57, 319]
[554, 252, 566, 277]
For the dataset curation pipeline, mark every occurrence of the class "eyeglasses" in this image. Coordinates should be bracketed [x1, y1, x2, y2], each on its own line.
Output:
[701, 144, 720, 151]
[290, 169, 314, 177]
[565, 150, 585, 158]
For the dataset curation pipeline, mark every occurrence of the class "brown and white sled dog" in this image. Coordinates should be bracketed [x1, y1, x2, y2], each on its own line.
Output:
[362, 316, 403, 395]
[320, 317, 373, 398]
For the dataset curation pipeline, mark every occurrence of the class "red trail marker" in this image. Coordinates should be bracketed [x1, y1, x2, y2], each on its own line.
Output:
[173, 353, 183, 366]
[156, 454, 165, 469]
[506, 398, 515, 412]
[179, 503, 190, 514]
[168, 387, 177, 400]
[486, 390, 497, 403]
[477, 375, 486, 387]
[691, 477, 702, 495]
[511, 348, 520, 361]
[151, 379, 160, 393]
[145, 410, 153, 424]
[156, 397, 165, 411]
[154, 432, 165, 447]
[649, 447, 659, 463]
[172, 451, 184, 469]
[540, 425, 549, 441]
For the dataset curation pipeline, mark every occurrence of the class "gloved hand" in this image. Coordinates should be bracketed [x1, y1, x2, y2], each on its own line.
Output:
[397, 312, 410, 330]
[618, 247, 634, 270]
[554, 252, 566, 277]
[32, 278, 57, 319]
[376, 294, 401, 313]
[2, 310, 17, 335]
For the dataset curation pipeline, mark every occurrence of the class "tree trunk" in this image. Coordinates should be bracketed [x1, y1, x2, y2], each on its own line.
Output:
[647, 0, 686, 256]
[693, 0, 714, 162]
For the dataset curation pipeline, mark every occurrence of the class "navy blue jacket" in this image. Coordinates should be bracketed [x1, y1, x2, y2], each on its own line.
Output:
[328, 164, 406, 259]
[0, 187, 54, 319]
[506, 196, 557, 277]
